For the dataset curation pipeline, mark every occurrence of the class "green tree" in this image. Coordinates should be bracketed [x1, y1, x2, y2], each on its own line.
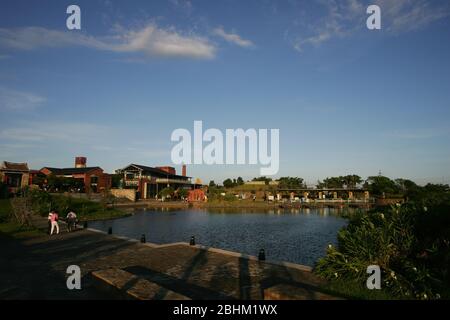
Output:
[0, 182, 8, 199]
[159, 187, 174, 199]
[209, 180, 216, 187]
[236, 177, 244, 186]
[320, 177, 345, 188]
[342, 175, 362, 188]
[110, 174, 122, 188]
[223, 179, 234, 189]
[278, 177, 305, 189]
[177, 188, 189, 199]
[365, 176, 400, 196]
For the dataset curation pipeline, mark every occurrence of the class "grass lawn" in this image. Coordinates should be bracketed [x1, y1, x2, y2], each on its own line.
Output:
[0, 199, 43, 239]
[0, 199, 12, 222]
[78, 207, 131, 221]
[319, 278, 399, 300]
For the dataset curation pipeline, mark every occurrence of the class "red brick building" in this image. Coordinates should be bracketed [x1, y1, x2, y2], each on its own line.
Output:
[40, 157, 111, 193]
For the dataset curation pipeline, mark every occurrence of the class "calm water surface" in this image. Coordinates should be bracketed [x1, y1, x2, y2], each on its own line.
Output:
[90, 207, 350, 266]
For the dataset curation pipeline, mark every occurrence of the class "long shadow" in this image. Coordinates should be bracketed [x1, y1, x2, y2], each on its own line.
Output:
[257, 263, 333, 299]
[238, 257, 252, 299]
[0, 231, 105, 299]
[125, 265, 234, 300]
[23, 232, 137, 268]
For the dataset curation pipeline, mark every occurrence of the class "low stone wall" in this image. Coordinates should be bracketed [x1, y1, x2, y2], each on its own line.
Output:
[110, 189, 136, 202]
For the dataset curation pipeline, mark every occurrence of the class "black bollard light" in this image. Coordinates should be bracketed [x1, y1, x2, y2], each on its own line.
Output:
[189, 236, 196, 246]
[258, 249, 266, 261]
[83, 221, 88, 229]
[140, 234, 146, 243]
[108, 227, 112, 235]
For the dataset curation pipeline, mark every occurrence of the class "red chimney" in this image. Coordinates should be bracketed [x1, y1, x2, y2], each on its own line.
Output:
[182, 164, 186, 177]
[75, 156, 87, 168]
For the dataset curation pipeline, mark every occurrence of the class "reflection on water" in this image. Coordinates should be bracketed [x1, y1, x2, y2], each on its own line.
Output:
[89, 207, 353, 266]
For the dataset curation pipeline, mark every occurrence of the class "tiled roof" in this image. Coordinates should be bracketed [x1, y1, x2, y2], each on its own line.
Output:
[1, 161, 29, 171]
[41, 167, 103, 175]
[121, 164, 191, 180]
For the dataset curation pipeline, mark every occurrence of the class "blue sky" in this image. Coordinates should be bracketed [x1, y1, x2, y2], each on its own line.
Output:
[1, 0, 450, 185]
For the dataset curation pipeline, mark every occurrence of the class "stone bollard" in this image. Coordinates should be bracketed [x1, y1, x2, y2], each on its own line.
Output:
[258, 249, 266, 261]
[108, 227, 112, 235]
[140, 234, 146, 243]
[190, 236, 196, 246]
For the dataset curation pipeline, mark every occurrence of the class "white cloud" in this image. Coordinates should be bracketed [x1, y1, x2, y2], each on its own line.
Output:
[0, 87, 46, 111]
[213, 26, 254, 48]
[291, 0, 450, 52]
[0, 23, 217, 60]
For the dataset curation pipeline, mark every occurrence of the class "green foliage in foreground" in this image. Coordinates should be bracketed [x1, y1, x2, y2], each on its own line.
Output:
[0, 199, 12, 222]
[315, 204, 450, 300]
[0, 221, 42, 239]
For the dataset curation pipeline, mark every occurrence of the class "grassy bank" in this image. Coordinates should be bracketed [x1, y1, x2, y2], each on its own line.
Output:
[320, 279, 397, 300]
[0, 199, 42, 239]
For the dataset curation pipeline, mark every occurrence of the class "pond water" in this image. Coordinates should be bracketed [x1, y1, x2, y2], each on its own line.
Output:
[89, 207, 351, 267]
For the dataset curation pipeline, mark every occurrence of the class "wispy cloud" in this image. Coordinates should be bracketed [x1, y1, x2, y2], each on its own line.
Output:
[0, 122, 111, 143]
[0, 23, 217, 59]
[290, 0, 450, 52]
[213, 26, 254, 48]
[385, 128, 450, 140]
[169, 0, 193, 14]
[0, 87, 46, 111]
[376, 0, 450, 33]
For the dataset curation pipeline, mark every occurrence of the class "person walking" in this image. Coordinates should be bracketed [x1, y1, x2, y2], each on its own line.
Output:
[66, 210, 77, 232]
[50, 210, 60, 235]
[47, 211, 53, 235]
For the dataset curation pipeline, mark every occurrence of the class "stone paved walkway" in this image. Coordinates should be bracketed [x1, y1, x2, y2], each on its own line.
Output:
[0, 218, 339, 300]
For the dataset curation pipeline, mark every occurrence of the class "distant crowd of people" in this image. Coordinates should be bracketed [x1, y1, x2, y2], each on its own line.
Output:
[47, 210, 78, 235]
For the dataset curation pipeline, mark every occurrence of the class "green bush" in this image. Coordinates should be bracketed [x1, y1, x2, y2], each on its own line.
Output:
[224, 193, 237, 202]
[0, 182, 8, 199]
[315, 204, 450, 299]
[0, 199, 12, 222]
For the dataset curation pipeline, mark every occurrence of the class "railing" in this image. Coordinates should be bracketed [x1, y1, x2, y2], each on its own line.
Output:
[312, 199, 373, 203]
[155, 178, 191, 184]
[124, 178, 191, 185]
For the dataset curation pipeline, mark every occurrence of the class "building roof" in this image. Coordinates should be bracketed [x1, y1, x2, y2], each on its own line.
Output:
[1, 161, 29, 172]
[41, 166, 103, 175]
[120, 164, 191, 180]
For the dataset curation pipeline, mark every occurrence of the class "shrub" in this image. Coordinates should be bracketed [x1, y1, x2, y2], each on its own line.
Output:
[224, 193, 237, 202]
[315, 204, 450, 299]
[0, 182, 8, 199]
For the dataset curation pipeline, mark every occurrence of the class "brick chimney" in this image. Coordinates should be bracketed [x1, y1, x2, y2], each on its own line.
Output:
[75, 156, 87, 168]
[182, 164, 186, 177]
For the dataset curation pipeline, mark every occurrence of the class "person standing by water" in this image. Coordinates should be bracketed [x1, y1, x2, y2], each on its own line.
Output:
[47, 212, 52, 235]
[50, 211, 60, 235]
